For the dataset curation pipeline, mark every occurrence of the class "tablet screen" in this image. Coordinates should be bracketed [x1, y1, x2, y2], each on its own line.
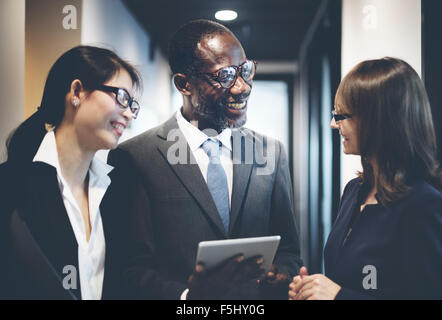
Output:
[196, 235, 281, 272]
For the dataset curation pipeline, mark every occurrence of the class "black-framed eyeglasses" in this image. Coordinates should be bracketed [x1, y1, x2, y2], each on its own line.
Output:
[95, 85, 140, 119]
[331, 109, 352, 122]
[194, 59, 257, 89]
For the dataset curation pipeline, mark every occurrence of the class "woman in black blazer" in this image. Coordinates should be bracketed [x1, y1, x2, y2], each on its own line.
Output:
[289, 57, 442, 300]
[0, 46, 142, 299]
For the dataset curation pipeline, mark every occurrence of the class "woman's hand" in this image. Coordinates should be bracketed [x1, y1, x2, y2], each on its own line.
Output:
[288, 266, 308, 300]
[288, 267, 341, 300]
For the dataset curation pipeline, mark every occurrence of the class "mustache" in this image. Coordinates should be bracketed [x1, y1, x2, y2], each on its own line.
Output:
[222, 93, 251, 104]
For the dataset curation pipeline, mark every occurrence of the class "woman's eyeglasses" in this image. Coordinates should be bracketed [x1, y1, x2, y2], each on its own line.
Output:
[193, 59, 257, 89]
[95, 85, 140, 119]
[331, 109, 352, 122]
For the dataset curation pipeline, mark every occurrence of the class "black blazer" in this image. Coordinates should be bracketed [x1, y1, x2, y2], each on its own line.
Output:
[324, 178, 442, 300]
[108, 115, 303, 299]
[0, 160, 132, 300]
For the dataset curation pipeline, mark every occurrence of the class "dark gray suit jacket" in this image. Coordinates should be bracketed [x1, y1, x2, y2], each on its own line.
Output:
[108, 115, 302, 299]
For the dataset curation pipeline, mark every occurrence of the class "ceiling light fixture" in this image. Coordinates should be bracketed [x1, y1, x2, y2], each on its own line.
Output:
[215, 10, 238, 21]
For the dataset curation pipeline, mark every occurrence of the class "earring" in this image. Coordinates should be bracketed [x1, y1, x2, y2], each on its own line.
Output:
[73, 98, 79, 107]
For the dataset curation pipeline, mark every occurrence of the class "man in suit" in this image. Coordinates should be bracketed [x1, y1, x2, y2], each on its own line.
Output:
[108, 19, 302, 299]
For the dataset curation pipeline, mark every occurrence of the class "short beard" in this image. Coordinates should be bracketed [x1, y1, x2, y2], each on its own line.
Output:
[192, 90, 247, 131]
[193, 103, 229, 131]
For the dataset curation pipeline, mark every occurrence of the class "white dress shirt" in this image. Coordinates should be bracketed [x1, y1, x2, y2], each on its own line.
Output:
[33, 131, 113, 300]
[176, 110, 234, 300]
[175, 110, 233, 206]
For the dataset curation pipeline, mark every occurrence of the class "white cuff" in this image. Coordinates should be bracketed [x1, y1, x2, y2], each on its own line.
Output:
[180, 288, 189, 300]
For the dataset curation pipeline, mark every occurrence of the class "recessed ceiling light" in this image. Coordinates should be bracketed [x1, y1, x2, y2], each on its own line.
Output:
[215, 10, 238, 21]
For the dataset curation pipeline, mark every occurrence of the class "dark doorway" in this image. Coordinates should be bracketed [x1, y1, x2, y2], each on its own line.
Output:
[422, 0, 442, 161]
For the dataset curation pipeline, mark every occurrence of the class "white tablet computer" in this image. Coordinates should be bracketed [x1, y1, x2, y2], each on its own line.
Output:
[196, 235, 281, 272]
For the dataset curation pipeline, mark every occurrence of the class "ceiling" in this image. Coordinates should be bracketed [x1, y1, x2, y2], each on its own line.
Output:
[123, 0, 323, 62]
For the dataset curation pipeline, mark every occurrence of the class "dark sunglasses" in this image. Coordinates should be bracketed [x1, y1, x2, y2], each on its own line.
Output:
[332, 109, 353, 122]
[194, 59, 257, 89]
[95, 85, 140, 119]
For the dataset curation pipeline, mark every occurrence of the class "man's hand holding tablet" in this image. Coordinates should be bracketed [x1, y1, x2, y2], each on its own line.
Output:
[187, 254, 265, 300]
[187, 236, 289, 299]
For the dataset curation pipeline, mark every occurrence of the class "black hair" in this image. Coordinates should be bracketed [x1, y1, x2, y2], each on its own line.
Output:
[6, 45, 141, 165]
[335, 57, 441, 205]
[168, 19, 236, 75]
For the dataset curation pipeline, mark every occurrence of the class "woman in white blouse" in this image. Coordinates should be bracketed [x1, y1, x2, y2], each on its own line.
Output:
[0, 46, 141, 299]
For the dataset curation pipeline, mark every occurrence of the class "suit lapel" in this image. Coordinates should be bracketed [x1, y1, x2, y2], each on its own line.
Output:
[10, 208, 78, 299]
[229, 129, 254, 233]
[20, 163, 81, 298]
[329, 194, 359, 270]
[156, 116, 227, 238]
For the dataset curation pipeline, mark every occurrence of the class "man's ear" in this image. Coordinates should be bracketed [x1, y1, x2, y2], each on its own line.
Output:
[173, 73, 192, 96]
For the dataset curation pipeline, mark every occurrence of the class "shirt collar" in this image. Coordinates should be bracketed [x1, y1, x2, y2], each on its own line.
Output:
[175, 109, 232, 152]
[33, 131, 114, 185]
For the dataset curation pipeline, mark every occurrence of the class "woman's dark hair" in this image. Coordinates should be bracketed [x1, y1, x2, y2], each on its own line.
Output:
[168, 19, 236, 75]
[335, 57, 441, 206]
[6, 45, 141, 165]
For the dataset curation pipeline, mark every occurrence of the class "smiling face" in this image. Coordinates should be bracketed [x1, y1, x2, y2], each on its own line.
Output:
[74, 68, 135, 151]
[330, 104, 360, 155]
[186, 32, 252, 131]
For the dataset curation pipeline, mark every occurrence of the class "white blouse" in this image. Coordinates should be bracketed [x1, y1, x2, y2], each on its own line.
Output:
[33, 131, 113, 300]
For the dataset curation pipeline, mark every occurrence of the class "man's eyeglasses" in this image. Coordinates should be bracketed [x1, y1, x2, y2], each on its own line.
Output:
[194, 59, 257, 89]
[95, 85, 140, 119]
[331, 109, 352, 122]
